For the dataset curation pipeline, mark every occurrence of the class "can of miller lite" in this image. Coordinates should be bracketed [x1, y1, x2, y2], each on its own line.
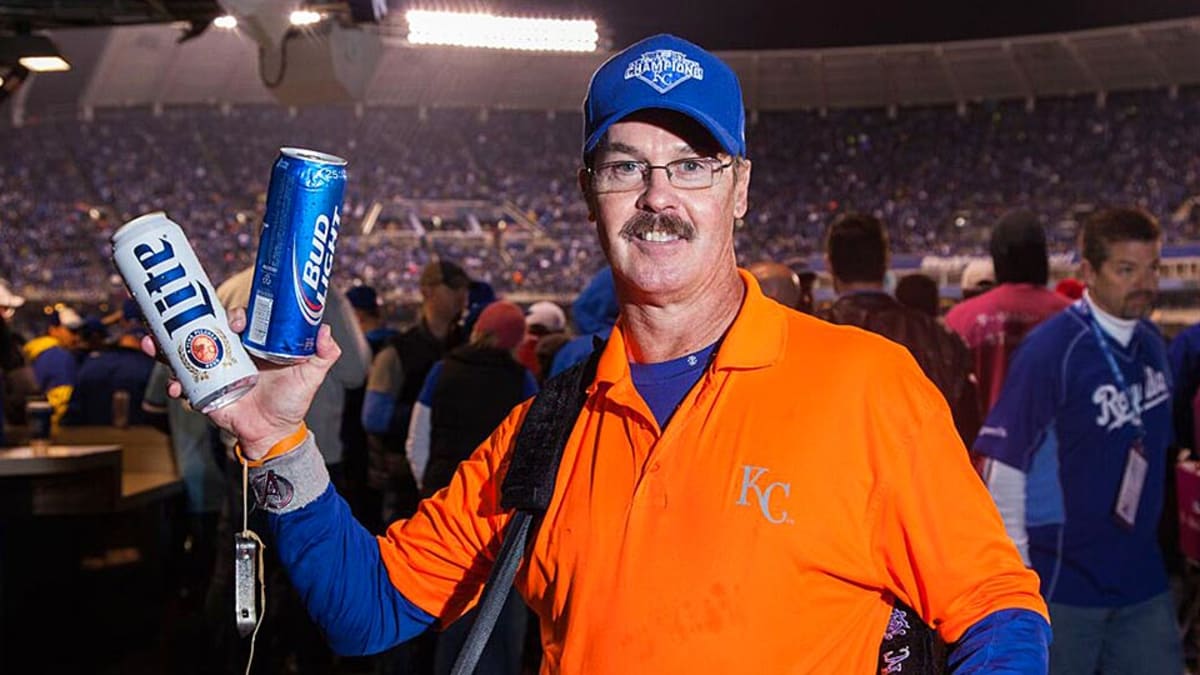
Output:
[243, 147, 348, 363]
[111, 213, 259, 413]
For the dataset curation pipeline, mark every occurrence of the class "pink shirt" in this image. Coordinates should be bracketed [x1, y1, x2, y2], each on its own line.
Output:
[946, 283, 1070, 414]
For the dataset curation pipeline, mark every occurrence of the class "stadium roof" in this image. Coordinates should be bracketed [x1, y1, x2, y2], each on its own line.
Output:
[2, 1, 1199, 115]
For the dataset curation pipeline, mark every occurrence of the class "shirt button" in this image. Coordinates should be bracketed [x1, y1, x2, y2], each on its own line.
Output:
[649, 463, 661, 472]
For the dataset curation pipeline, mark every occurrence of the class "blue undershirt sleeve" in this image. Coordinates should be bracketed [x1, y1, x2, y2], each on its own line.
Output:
[417, 362, 442, 406]
[362, 390, 397, 435]
[946, 608, 1050, 674]
[271, 484, 435, 655]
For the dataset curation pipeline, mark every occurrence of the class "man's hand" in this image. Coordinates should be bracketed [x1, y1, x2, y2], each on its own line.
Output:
[141, 307, 342, 460]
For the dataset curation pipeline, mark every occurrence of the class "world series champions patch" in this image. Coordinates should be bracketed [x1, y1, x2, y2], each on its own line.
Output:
[624, 48, 705, 94]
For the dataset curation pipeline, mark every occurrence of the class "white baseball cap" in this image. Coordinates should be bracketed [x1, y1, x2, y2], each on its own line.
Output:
[525, 301, 566, 333]
[0, 279, 25, 309]
[960, 260, 996, 293]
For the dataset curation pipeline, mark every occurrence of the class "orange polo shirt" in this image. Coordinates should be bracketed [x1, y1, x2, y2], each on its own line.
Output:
[380, 270, 1046, 674]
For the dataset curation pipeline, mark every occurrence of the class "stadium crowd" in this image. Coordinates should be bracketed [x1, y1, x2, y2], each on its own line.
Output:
[0, 89, 1198, 305]
[2, 74, 1200, 675]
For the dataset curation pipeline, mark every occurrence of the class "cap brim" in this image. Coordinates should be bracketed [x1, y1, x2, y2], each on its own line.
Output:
[584, 100, 742, 158]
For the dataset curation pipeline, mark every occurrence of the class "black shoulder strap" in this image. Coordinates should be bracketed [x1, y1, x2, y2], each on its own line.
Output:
[450, 342, 603, 675]
[501, 343, 603, 512]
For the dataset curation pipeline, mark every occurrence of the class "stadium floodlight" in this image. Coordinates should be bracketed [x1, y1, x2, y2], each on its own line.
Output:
[18, 56, 69, 72]
[290, 9, 322, 26]
[0, 34, 71, 72]
[214, 15, 239, 29]
[406, 10, 598, 52]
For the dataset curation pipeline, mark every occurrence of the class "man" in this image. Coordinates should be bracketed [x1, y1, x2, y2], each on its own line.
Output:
[790, 259, 818, 314]
[0, 279, 29, 438]
[975, 207, 1181, 673]
[515, 300, 566, 381]
[23, 306, 83, 426]
[362, 260, 468, 525]
[346, 285, 399, 354]
[464, 280, 497, 336]
[159, 35, 1049, 673]
[747, 260, 802, 309]
[62, 317, 155, 426]
[821, 214, 981, 447]
[959, 259, 995, 300]
[946, 211, 1069, 417]
[896, 273, 941, 319]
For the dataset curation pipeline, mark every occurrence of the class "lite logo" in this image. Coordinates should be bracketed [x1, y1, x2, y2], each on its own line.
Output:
[134, 236, 217, 338]
[294, 206, 340, 325]
[624, 48, 704, 94]
[736, 465, 792, 524]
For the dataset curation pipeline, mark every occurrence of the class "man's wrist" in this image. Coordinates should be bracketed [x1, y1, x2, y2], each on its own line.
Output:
[237, 423, 309, 466]
[247, 433, 329, 514]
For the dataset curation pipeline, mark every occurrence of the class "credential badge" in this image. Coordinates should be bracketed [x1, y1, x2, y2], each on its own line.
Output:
[624, 49, 705, 94]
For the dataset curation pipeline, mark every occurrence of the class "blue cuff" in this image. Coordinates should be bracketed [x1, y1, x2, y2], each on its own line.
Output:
[948, 608, 1050, 674]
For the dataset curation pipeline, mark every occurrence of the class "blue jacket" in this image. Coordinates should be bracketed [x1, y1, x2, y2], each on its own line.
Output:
[549, 267, 619, 377]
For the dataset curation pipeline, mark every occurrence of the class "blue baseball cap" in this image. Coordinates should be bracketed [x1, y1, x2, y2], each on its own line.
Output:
[345, 285, 379, 310]
[583, 34, 746, 159]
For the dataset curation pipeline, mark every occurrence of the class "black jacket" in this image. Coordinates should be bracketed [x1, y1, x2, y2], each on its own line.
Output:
[424, 344, 528, 493]
[367, 318, 465, 497]
[823, 291, 982, 447]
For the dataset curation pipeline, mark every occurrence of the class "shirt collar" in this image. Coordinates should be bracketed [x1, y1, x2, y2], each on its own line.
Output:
[593, 268, 787, 391]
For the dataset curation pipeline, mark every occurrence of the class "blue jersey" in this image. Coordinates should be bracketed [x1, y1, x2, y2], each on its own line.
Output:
[975, 301, 1172, 607]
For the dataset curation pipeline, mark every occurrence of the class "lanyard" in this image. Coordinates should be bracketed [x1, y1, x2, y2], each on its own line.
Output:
[1080, 302, 1145, 439]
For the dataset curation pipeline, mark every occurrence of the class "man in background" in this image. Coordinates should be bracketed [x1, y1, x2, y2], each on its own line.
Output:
[748, 261, 802, 309]
[362, 260, 468, 525]
[947, 211, 1069, 419]
[822, 213, 981, 446]
[23, 306, 83, 426]
[976, 208, 1180, 673]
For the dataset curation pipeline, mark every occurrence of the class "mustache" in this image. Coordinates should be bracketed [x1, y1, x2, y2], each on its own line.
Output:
[1125, 290, 1156, 302]
[619, 212, 696, 241]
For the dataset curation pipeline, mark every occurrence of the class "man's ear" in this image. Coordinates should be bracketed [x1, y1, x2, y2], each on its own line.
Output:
[733, 158, 751, 219]
[578, 167, 596, 222]
[1078, 258, 1097, 287]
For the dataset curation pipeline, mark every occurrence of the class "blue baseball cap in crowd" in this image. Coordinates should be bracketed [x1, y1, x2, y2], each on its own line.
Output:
[122, 298, 142, 321]
[583, 33, 746, 159]
[345, 285, 380, 311]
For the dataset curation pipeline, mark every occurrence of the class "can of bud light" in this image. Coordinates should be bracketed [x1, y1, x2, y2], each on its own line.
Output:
[111, 212, 259, 413]
[243, 147, 348, 363]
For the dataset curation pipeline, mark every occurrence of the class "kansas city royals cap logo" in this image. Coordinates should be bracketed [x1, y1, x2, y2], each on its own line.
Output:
[624, 48, 705, 94]
[583, 33, 747, 159]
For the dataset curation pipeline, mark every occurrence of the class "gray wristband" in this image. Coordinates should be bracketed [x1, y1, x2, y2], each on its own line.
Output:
[248, 433, 330, 514]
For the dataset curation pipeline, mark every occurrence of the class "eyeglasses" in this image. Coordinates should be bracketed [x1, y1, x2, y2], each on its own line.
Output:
[588, 157, 733, 193]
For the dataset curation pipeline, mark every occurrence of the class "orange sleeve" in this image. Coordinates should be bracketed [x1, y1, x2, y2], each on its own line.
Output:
[866, 346, 1048, 642]
[377, 401, 532, 626]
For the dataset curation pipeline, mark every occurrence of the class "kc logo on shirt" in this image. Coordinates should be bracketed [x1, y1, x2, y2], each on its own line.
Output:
[736, 465, 792, 524]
